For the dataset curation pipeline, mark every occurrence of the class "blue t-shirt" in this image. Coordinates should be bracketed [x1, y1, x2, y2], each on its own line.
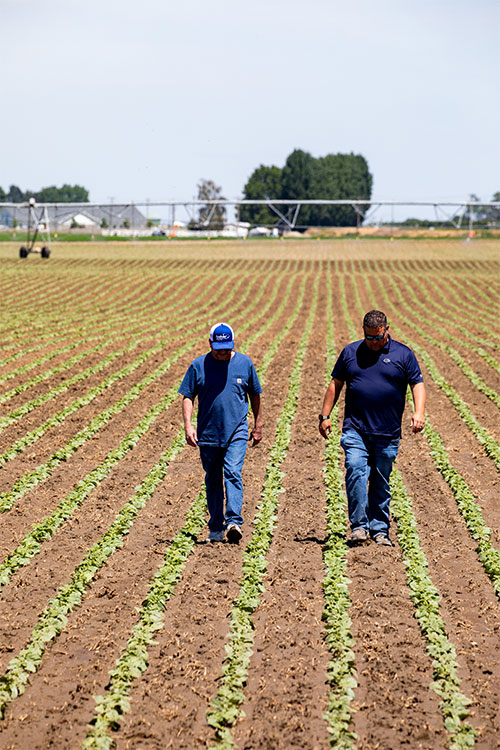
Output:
[331, 336, 423, 438]
[178, 351, 262, 446]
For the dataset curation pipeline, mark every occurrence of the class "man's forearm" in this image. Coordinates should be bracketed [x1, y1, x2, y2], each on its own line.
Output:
[249, 393, 263, 445]
[249, 393, 262, 428]
[182, 397, 194, 426]
[410, 382, 426, 433]
[411, 382, 426, 414]
[319, 379, 344, 438]
[321, 379, 344, 416]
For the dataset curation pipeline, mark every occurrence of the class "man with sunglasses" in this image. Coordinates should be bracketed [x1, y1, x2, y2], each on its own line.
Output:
[319, 310, 426, 546]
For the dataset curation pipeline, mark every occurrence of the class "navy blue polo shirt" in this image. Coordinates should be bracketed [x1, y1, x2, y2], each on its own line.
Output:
[179, 351, 262, 446]
[331, 336, 423, 438]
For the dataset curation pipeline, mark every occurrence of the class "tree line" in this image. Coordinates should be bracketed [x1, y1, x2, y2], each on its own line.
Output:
[0, 184, 89, 203]
[239, 149, 373, 227]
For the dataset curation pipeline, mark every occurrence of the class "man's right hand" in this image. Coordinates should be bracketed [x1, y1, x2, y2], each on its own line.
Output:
[319, 419, 332, 439]
[185, 425, 198, 447]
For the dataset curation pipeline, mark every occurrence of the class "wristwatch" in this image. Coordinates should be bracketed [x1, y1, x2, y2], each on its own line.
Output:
[318, 414, 330, 423]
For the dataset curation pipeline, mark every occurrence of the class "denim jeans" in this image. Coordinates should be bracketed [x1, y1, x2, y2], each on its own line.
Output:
[199, 438, 248, 531]
[340, 428, 400, 537]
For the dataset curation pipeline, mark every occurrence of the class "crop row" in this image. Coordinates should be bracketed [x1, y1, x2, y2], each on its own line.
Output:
[337, 272, 480, 744]
[346, 273, 500, 593]
[356, 272, 500, 579]
[205, 276, 319, 747]
[387, 270, 500, 364]
[378, 275, 500, 402]
[0, 269, 223, 365]
[0, 268, 198, 367]
[0, 270, 310, 728]
[321, 268, 356, 748]
[355, 275, 500, 473]
[84, 273, 313, 748]
[0, 269, 277, 465]
[0, 266, 214, 354]
[390, 470, 476, 748]
[0, 268, 296, 583]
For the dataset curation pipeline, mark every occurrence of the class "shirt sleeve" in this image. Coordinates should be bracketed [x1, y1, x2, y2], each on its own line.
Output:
[406, 350, 424, 386]
[178, 363, 197, 399]
[247, 362, 263, 395]
[331, 348, 347, 382]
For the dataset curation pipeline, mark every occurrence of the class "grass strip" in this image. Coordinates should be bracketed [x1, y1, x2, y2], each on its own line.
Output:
[81, 485, 208, 749]
[0, 267, 274, 460]
[390, 469, 476, 749]
[205, 276, 319, 747]
[0, 383, 183, 587]
[382, 276, 500, 404]
[0, 346, 190, 515]
[321, 267, 357, 748]
[387, 269, 500, 370]
[82, 271, 314, 749]
[0, 428, 188, 719]
[83, 268, 312, 750]
[423, 419, 500, 598]
[0, 269, 295, 580]
[0, 269, 269, 510]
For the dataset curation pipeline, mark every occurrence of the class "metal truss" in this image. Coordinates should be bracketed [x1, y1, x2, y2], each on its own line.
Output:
[2, 199, 499, 231]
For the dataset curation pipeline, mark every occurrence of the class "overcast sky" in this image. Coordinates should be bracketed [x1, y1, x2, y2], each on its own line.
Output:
[2, 0, 499, 220]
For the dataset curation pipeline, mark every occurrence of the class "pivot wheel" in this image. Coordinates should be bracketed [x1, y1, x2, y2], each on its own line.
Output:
[19, 246, 28, 258]
[41, 246, 51, 259]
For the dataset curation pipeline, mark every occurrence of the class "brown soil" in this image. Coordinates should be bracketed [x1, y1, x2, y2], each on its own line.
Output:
[0, 240, 499, 749]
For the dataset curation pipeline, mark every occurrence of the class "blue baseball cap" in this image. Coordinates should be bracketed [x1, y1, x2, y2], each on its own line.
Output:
[209, 322, 234, 350]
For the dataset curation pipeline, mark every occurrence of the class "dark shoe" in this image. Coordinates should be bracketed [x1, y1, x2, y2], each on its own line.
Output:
[226, 524, 242, 544]
[374, 534, 392, 546]
[351, 527, 369, 543]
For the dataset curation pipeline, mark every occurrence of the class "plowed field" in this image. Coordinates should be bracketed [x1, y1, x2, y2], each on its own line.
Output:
[0, 239, 499, 749]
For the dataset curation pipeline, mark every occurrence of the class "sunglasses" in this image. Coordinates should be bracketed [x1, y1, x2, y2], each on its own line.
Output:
[364, 328, 387, 341]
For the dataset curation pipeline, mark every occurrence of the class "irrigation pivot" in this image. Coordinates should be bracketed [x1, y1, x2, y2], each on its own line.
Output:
[19, 198, 51, 259]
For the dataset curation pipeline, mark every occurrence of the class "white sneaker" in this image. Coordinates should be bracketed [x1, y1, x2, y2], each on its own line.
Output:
[226, 524, 242, 544]
[208, 530, 225, 542]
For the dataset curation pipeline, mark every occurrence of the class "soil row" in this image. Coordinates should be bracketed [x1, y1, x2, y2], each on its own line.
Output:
[0, 251, 498, 748]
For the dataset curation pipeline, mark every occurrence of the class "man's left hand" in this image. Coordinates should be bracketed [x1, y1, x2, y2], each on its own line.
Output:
[411, 412, 425, 433]
[250, 426, 262, 446]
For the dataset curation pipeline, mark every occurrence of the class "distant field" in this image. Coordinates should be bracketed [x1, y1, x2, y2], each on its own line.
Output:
[0, 239, 499, 749]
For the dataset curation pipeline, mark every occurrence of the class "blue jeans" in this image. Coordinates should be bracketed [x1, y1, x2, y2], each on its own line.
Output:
[199, 438, 248, 532]
[340, 428, 400, 537]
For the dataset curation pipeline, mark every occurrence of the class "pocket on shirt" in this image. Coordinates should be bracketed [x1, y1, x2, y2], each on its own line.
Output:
[231, 378, 246, 394]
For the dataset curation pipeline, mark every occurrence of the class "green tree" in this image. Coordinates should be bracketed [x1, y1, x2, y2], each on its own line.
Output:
[35, 184, 89, 202]
[240, 149, 373, 228]
[309, 153, 372, 226]
[193, 179, 226, 229]
[6, 185, 25, 202]
[0, 186, 6, 202]
[240, 165, 282, 225]
[280, 149, 315, 225]
[484, 191, 500, 225]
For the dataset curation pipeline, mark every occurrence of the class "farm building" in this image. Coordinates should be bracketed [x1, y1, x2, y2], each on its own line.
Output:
[0, 203, 147, 230]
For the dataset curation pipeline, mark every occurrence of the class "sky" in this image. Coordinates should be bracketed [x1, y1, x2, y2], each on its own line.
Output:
[2, 0, 499, 222]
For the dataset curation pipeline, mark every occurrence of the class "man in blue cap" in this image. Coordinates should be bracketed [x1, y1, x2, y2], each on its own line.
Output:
[179, 323, 263, 543]
[319, 310, 426, 547]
